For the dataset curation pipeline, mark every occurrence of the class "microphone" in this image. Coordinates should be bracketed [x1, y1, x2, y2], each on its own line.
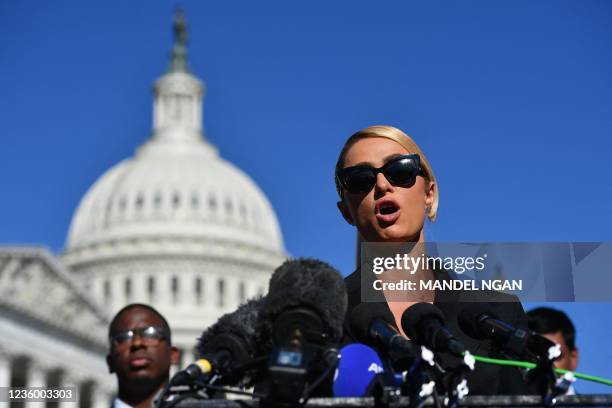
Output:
[458, 303, 559, 360]
[256, 258, 347, 403]
[170, 296, 265, 387]
[257, 258, 348, 348]
[401, 303, 465, 356]
[349, 303, 420, 362]
[168, 359, 213, 387]
[333, 343, 386, 397]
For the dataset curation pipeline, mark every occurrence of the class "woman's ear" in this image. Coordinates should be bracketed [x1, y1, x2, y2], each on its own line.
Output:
[424, 180, 435, 210]
[337, 200, 355, 226]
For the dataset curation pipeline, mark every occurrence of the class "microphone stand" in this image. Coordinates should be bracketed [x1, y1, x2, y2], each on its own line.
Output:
[526, 344, 571, 406]
[365, 358, 402, 408]
[398, 346, 438, 408]
[374, 345, 441, 408]
[400, 348, 473, 408]
[438, 351, 474, 408]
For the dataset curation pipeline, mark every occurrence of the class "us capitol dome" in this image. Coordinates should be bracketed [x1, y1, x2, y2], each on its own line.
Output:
[61, 11, 286, 359]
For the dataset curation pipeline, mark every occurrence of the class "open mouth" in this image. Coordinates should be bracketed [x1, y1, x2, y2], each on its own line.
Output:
[375, 199, 401, 224]
[379, 203, 399, 215]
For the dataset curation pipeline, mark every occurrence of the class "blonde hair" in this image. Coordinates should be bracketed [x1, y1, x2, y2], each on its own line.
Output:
[335, 125, 439, 221]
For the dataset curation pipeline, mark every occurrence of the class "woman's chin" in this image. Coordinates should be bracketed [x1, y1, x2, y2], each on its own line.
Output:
[384, 235, 419, 243]
[365, 226, 422, 243]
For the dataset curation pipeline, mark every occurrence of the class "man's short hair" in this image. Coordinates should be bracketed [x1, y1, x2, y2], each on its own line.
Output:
[108, 303, 172, 345]
[527, 307, 576, 350]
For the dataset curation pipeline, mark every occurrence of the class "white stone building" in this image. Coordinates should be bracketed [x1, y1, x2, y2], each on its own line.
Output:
[0, 11, 286, 407]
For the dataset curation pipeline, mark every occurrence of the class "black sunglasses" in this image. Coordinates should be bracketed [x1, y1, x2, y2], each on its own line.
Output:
[336, 154, 424, 194]
[110, 326, 168, 347]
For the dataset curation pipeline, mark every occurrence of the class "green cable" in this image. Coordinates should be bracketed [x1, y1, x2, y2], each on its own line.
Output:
[465, 353, 612, 387]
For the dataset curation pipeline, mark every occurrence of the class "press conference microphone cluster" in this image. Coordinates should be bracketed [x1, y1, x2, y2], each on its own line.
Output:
[162, 265, 562, 406]
[162, 258, 347, 407]
[346, 301, 475, 407]
[340, 300, 564, 404]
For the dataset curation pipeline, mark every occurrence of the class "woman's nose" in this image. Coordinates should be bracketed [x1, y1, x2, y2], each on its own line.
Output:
[375, 172, 393, 192]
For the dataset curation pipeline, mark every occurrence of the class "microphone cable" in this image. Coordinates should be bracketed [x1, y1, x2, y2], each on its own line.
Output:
[462, 352, 612, 387]
[299, 348, 340, 406]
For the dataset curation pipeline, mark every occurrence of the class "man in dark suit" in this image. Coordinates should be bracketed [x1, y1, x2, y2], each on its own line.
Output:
[107, 304, 179, 408]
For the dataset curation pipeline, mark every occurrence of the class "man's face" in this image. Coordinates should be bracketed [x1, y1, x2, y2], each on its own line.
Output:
[541, 331, 579, 372]
[106, 307, 179, 385]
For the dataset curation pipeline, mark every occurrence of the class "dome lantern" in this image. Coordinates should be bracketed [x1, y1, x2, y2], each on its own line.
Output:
[152, 9, 206, 146]
[168, 8, 190, 74]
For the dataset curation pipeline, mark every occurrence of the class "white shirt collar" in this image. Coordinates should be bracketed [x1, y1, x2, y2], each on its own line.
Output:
[113, 398, 134, 408]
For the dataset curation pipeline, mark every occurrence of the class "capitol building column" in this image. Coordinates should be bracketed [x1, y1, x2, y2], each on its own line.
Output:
[58, 372, 80, 408]
[24, 361, 47, 408]
[90, 383, 113, 408]
[0, 349, 11, 389]
[0, 348, 11, 408]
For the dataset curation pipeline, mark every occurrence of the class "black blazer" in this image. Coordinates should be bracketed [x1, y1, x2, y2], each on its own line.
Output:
[342, 268, 532, 395]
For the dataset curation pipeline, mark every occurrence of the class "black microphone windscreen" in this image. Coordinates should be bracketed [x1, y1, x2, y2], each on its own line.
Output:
[258, 258, 347, 348]
[349, 303, 422, 370]
[457, 303, 499, 340]
[400, 302, 445, 341]
[349, 302, 393, 343]
[196, 295, 264, 358]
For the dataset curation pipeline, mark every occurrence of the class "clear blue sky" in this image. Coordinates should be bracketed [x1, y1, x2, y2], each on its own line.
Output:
[1, 0, 611, 393]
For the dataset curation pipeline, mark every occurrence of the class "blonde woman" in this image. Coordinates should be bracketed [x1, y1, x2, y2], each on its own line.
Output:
[335, 125, 530, 395]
